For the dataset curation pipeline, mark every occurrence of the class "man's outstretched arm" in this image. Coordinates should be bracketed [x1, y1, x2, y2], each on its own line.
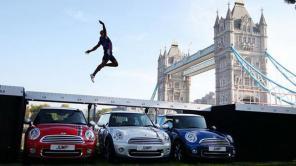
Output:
[85, 43, 100, 54]
[99, 20, 107, 35]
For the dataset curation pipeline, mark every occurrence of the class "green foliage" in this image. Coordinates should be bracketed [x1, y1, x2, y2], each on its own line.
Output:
[25, 103, 50, 120]
[95, 108, 111, 121]
[61, 103, 70, 108]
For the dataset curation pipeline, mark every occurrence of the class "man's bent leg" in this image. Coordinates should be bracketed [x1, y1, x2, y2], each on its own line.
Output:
[105, 56, 118, 67]
[93, 60, 108, 76]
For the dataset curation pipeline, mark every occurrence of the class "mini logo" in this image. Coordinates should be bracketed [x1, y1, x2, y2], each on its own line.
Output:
[57, 145, 68, 150]
[60, 132, 67, 135]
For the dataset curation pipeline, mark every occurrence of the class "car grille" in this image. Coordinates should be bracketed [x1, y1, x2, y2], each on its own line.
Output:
[129, 150, 162, 157]
[42, 149, 82, 157]
[201, 150, 231, 158]
[128, 137, 163, 144]
[40, 135, 84, 144]
[199, 138, 230, 146]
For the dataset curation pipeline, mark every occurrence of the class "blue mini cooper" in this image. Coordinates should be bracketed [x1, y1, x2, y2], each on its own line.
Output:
[157, 114, 235, 161]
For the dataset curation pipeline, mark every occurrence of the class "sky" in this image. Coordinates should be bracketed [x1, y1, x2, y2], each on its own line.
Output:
[0, 0, 295, 109]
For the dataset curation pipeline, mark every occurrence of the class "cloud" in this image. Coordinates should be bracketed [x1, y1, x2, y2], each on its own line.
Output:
[65, 8, 88, 22]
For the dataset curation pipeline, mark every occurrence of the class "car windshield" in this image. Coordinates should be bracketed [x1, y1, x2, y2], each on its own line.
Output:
[109, 113, 153, 127]
[34, 109, 87, 125]
[170, 116, 207, 129]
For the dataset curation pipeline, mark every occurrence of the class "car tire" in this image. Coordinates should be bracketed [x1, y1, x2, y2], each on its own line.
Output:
[22, 151, 32, 165]
[173, 141, 187, 162]
[104, 139, 118, 163]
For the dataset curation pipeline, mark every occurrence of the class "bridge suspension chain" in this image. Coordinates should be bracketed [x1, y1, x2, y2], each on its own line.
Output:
[231, 47, 296, 106]
[265, 51, 296, 87]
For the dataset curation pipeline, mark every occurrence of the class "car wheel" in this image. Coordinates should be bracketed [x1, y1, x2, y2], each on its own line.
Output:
[22, 151, 31, 165]
[104, 139, 117, 163]
[173, 141, 186, 161]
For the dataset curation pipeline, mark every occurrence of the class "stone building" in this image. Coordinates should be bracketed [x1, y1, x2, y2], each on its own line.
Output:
[157, 0, 268, 106]
[214, 0, 268, 105]
[194, 92, 216, 105]
[157, 42, 190, 103]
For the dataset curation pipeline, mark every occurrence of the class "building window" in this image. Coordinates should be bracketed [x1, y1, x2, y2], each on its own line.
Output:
[168, 57, 174, 64]
[174, 92, 180, 101]
[245, 77, 250, 86]
[175, 82, 180, 89]
[247, 26, 250, 32]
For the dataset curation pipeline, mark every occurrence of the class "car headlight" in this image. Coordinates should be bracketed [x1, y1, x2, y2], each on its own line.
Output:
[28, 128, 40, 140]
[85, 130, 95, 141]
[112, 130, 124, 141]
[226, 135, 234, 143]
[185, 132, 197, 143]
[160, 132, 170, 143]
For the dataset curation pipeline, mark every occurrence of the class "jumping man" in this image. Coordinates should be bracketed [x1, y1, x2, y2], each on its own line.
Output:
[85, 20, 118, 83]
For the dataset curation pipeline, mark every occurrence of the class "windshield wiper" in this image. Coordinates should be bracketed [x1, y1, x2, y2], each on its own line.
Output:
[143, 124, 154, 127]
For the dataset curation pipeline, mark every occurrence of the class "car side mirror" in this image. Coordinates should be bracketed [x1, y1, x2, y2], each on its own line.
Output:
[155, 124, 160, 128]
[89, 121, 98, 129]
[24, 118, 32, 126]
[161, 124, 169, 129]
[98, 123, 107, 128]
[161, 123, 173, 130]
[211, 125, 217, 130]
[89, 121, 96, 126]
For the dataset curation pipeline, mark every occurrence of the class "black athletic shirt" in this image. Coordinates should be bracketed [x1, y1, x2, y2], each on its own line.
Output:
[99, 36, 112, 52]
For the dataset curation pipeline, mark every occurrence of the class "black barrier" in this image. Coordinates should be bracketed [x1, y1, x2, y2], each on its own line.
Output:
[185, 104, 296, 160]
[0, 93, 26, 162]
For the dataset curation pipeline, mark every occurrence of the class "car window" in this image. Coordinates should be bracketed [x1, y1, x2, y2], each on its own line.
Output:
[34, 109, 87, 125]
[172, 116, 207, 129]
[98, 114, 110, 126]
[157, 116, 165, 125]
[109, 113, 153, 127]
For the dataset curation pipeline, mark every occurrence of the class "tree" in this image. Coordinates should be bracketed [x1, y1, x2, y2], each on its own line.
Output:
[61, 104, 70, 108]
[25, 103, 50, 120]
[95, 108, 111, 121]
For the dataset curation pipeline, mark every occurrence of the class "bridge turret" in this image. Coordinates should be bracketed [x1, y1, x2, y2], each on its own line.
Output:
[157, 42, 190, 105]
[259, 10, 267, 50]
[225, 4, 234, 47]
[214, 11, 219, 35]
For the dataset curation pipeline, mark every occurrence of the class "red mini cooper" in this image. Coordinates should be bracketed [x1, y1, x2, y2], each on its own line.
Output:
[24, 107, 96, 160]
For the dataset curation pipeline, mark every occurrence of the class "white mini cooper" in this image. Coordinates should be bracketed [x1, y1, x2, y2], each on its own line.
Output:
[96, 111, 171, 162]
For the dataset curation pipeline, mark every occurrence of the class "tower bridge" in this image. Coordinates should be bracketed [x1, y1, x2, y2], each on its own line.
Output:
[156, 0, 296, 106]
[0, 0, 296, 162]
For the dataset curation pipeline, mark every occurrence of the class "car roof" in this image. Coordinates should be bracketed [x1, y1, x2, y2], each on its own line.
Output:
[160, 113, 203, 117]
[107, 111, 144, 114]
[40, 107, 81, 111]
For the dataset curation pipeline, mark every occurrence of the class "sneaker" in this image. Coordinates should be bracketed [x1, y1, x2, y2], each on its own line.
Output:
[90, 74, 95, 83]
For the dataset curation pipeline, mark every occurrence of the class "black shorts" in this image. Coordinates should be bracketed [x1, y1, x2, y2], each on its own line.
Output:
[102, 50, 116, 62]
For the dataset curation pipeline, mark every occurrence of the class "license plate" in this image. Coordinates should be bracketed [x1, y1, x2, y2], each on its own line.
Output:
[137, 146, 155, 151]
[50, 145, 75, 151]
[209, 146, 226, 152]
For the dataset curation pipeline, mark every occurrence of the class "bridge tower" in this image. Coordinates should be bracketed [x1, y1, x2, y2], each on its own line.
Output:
[158, 42, 190, 103]
[214, 0, 268, 105]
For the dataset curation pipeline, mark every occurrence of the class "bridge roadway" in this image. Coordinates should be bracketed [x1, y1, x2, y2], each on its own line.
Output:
[164, 44, 215, 76]
[0, 84, 211, 111]
[1, 84, 295, 114]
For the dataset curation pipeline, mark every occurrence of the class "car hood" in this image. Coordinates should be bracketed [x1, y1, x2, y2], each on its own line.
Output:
[109, 126, 165, 141]
[35, 123, 89, 136]
[176, 128, 226, 142]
